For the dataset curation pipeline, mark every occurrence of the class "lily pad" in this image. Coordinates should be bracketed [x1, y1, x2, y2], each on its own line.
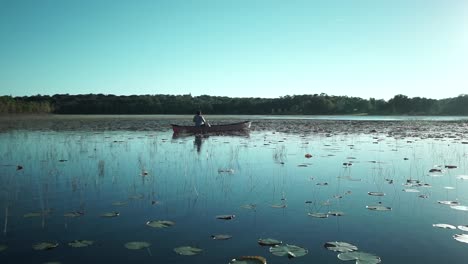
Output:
[229, 256, 267, 264]
[68, 240, 94, 248]
[112, 201, 128, 206]
[124, 241, 151, 250]
[129, 194, 145, 200]
[451, 205, 468, 211]
[33, 242, 59, 251]
[64, 212, 84, 218]
[258, 238, 282, 246]
[174, 246, 203, 255]
[0, 244, 7, 252]
[337, 251, 381, 264]
[328, 211, 345, 216]
[24, 212, 42, 218]
[458, 225, 468, 232]
[216, 214, 235, 220]
[324, 241, 358, 252]
[100, 212, 119, 217]
[402, 189, 420, 193]
[240, 204, 256, 210]
[146, 220, 175, 228]
[308, 212, 329, 218]
[271, 204, 287, 208]
[453, 234, 468, 244]
[366, 205, 391, 211]
[438, 200, 460, 206]
[433, 224, 456, 229]
[269, 244, 308, 258]
[368, 192, 385, 196]
[211, 234, 232, 240]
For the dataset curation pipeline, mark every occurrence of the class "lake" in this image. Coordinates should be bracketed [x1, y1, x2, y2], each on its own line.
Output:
[1, 115, 468, 264]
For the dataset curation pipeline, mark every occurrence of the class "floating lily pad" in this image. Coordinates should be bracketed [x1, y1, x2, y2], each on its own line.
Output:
[433, 224, 456, 229]
[129, 194, 144, 200]
[229, 256, 267, 264]
[324, 241, 358, 252]
[458, 225, 468, 232]
[438, 200, 460, 206]
[308, 212, 329, 218]
[68, 240, 94, 248]
[402, 189, 420, 193]
[450, 205, 468, 211]
[124, 241, 151, 250]
[453, 234, 468, 244]
[258, 238, 282, 246]
[100, 212, 119, 217]
[269, 244, 308, 258]
[368, 192, 385, 196]
[216, 215, 235, 220]
[0, 244, 7, 252]
[64, 212, 84, 218]
[174, 246, 203, 255]
[112, 201, 128, 206]
[328, 211, 345, 216]
[24, 212, 42, 218]
[337, 251, 381, 263]
[271, 204, 287, 208]
[218, 168, 234, 174]
[211, 234, 232, 240]
[146, 220, 175, 228]
[366, 205, 391, 211]
[33, 242, 59, 251]
[240, 204, 256, 210]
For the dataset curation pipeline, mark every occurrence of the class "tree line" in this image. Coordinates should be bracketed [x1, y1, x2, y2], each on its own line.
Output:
[1, 93, 467, 115]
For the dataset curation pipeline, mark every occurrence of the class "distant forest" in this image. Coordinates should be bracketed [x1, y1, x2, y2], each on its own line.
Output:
[1, 93, 468, 115]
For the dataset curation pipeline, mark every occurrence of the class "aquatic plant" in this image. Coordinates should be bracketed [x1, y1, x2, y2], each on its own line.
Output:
[33, 242, 59, 251]
[258, 238, 282, 246]
[174, 246, 203, 255]
[337, 251, 381, 263]
[229, 256, 267, 264]
[269, 244, 308, 258]
[146, 220, 175, 228]
[324, 241, 358, 252]
[124, 241, 151, 250]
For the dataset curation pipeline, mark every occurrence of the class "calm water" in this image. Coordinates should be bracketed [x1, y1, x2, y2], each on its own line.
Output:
[1, 116, 468, 264]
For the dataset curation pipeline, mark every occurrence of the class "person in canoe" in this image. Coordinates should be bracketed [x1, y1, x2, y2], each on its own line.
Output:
[193, 110, 210, 127]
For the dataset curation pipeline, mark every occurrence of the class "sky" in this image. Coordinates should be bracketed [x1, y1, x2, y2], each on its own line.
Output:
[0, 0, 467, 100]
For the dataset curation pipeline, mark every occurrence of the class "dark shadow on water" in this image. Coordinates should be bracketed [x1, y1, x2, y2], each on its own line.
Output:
[172, 131, 250, 153]
[194, 134, 205, 153]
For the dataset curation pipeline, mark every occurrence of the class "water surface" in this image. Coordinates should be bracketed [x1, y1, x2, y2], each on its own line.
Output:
[1, 116, 468, 263]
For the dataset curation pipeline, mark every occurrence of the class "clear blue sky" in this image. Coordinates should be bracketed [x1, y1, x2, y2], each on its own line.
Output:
[0, 0, 466, 100]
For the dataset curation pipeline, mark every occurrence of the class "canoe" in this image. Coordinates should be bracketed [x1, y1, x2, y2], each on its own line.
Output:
[171, 121, 251, 134]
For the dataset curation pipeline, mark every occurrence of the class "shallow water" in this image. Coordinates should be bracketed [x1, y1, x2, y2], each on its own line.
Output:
[0, 116, 468, 263]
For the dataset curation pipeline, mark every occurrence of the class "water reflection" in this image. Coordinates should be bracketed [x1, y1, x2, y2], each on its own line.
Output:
[194, 134, 204, 153]
[172, 131, 251, 153]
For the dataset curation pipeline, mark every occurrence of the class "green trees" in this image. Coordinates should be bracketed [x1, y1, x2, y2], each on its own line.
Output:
[1, 93, 467, 115]
[0, 96, 53, 114]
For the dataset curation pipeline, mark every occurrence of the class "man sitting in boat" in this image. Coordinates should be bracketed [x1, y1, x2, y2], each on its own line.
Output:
[193, 110, 209, 127]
